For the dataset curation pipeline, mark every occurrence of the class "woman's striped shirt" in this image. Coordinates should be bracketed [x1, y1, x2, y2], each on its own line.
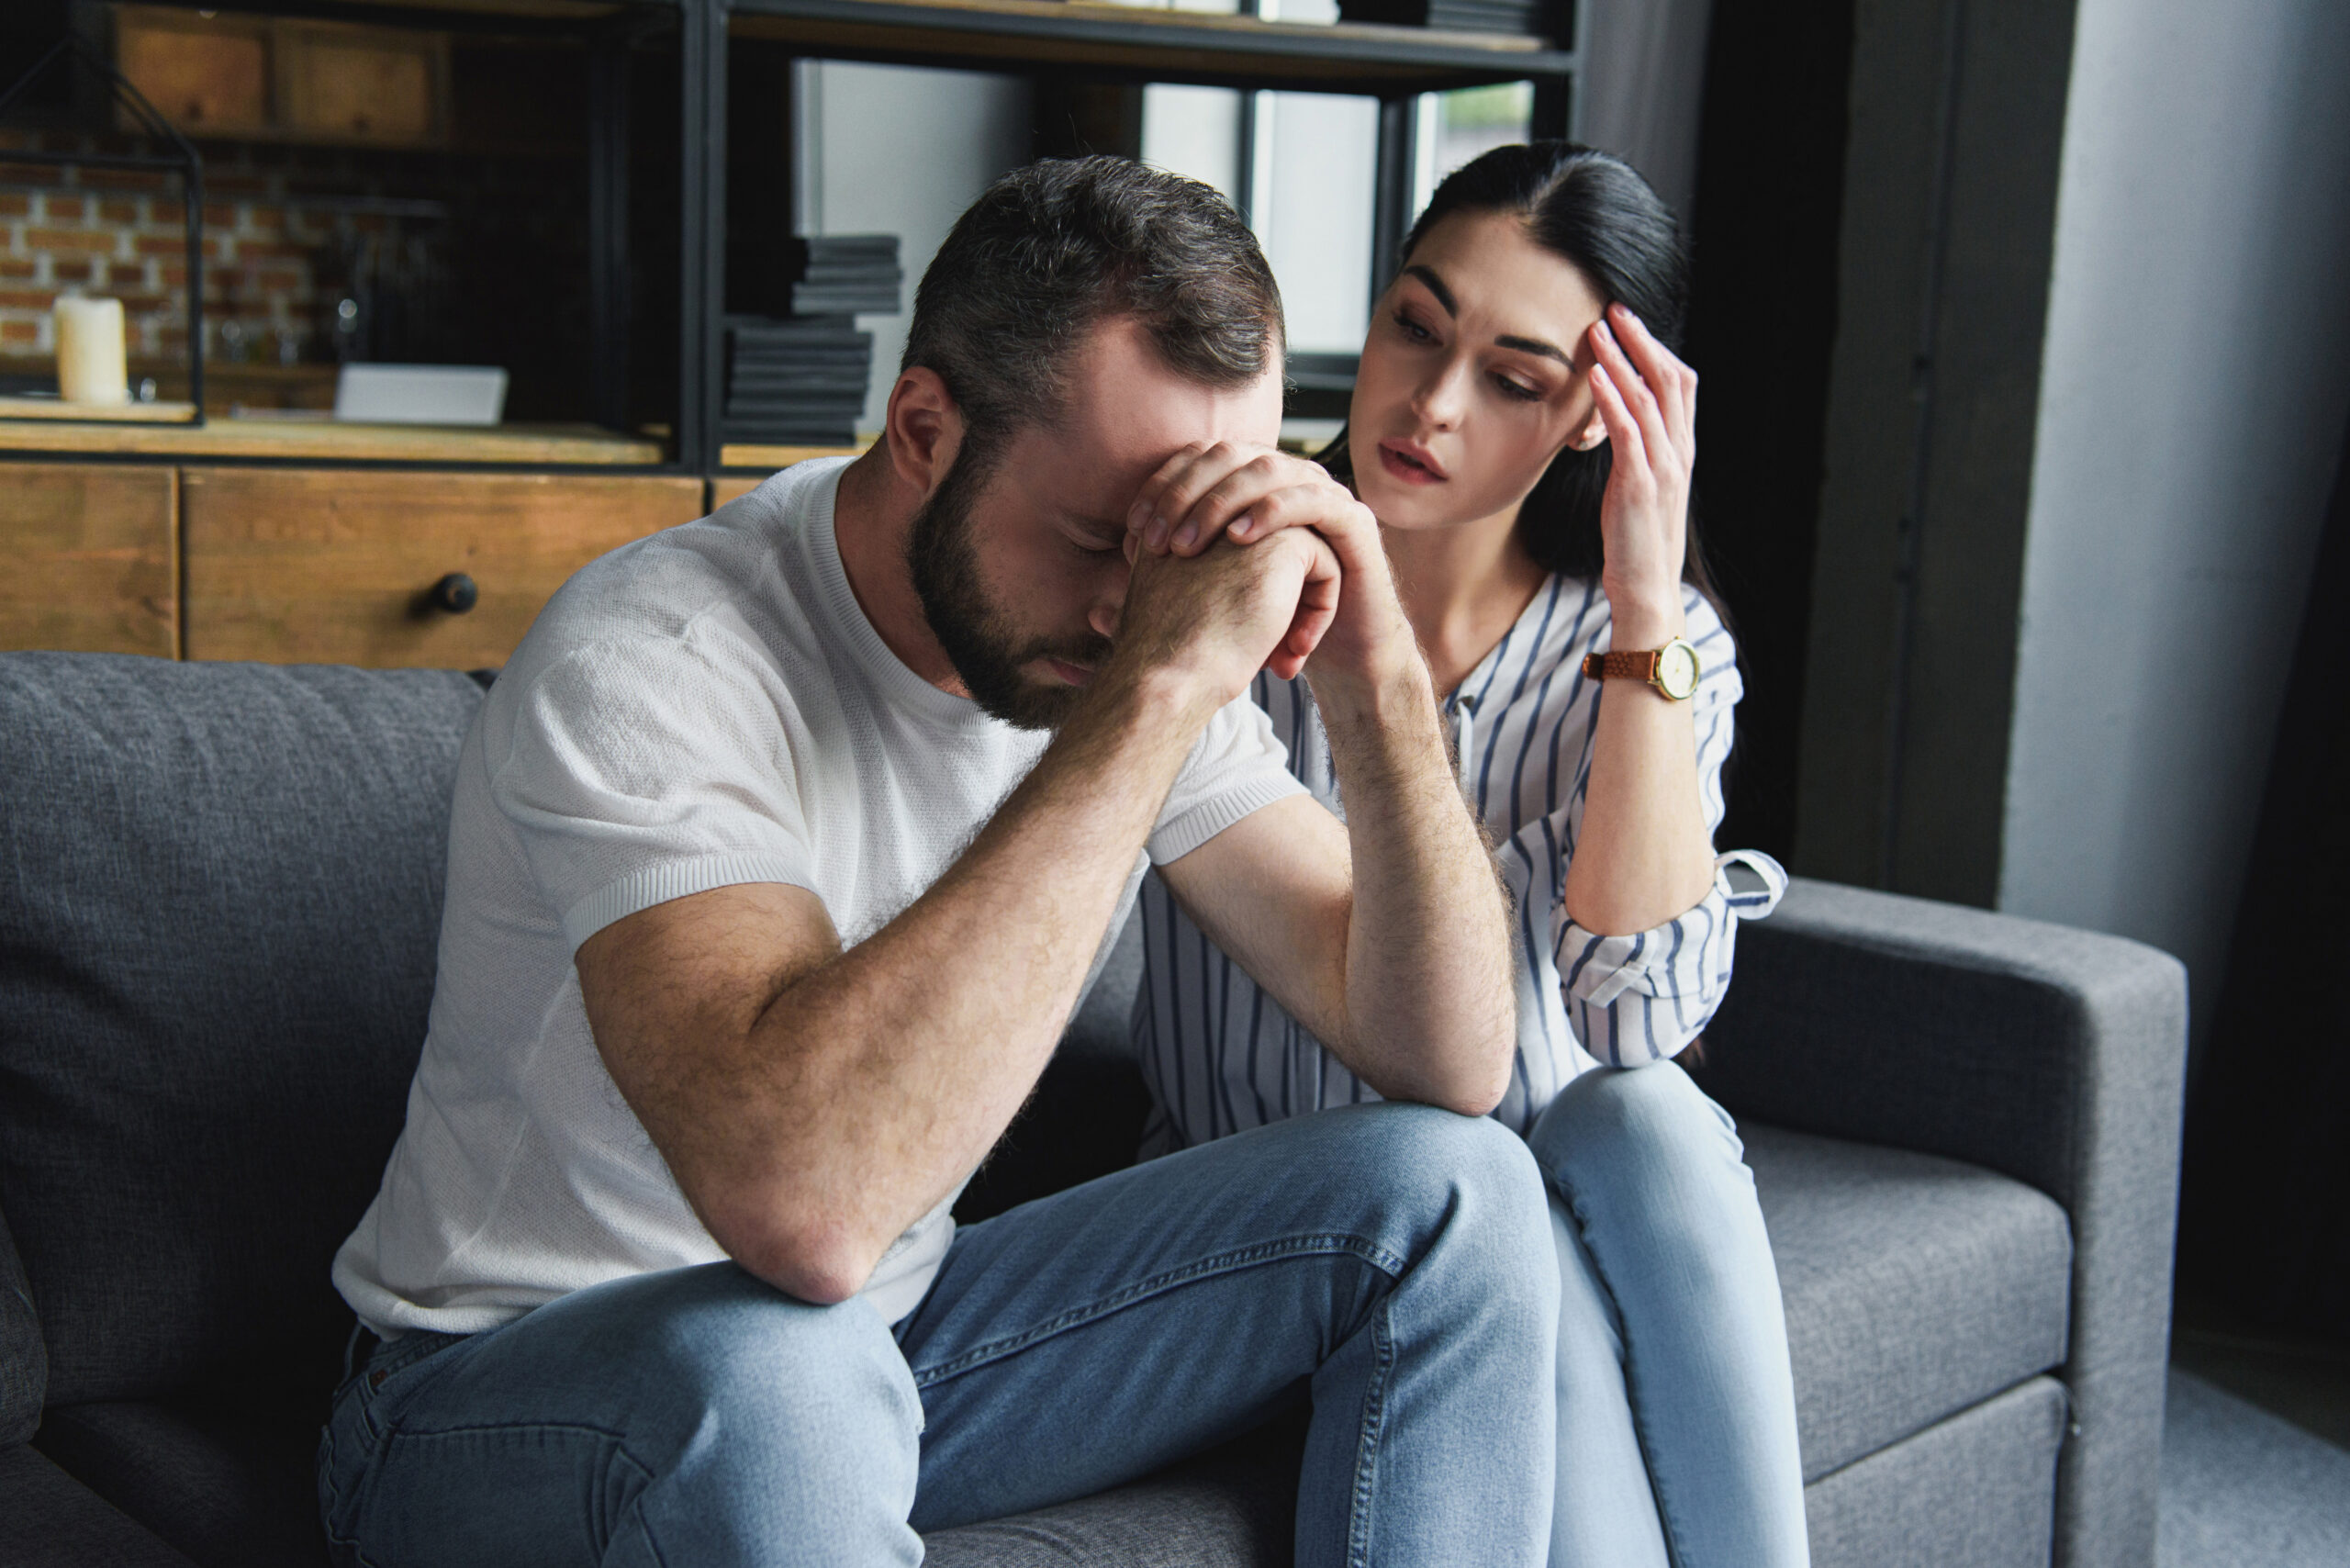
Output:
[1133, 575, 1787, 1152]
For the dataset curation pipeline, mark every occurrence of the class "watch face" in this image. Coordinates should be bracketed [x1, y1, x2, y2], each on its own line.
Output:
[1657, 641, 1700, 700]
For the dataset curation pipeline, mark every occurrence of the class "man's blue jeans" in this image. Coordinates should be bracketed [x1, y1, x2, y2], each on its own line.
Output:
[317, 1103, 1561, 1567]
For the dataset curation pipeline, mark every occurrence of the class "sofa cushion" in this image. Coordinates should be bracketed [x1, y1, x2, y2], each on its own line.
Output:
[34, 1398, 327, 1568]
[1802, 1376, 2068, 1568]
[923, 1411, 1299, 1567]
[0, 1440, 199, 1568]
[0, 654, 486, 1406]
[1744, 1124, 2074, 1480]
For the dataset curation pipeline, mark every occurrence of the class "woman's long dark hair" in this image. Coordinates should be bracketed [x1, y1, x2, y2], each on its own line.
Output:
[1324, 141, 1724, 614]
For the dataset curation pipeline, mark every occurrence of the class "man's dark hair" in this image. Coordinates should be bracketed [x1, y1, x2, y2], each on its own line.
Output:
[901, 155, 1284, 477]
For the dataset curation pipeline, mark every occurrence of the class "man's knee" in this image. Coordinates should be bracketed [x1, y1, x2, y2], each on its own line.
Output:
[475, 1264, 921, 1488]
[1308, 1103, 1557, 1278]
[576, 1269, 924, 1562]
[341, 1267, 923, 1566]
[1365, 1098, 1541, 1182]
[627, 1266, 918, 1452]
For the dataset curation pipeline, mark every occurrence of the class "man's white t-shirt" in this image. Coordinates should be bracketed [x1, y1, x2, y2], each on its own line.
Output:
[332, 456, 1305, 1335]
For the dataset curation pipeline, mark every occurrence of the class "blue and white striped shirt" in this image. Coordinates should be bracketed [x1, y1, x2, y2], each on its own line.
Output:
[1134, 576, 1787, 1151]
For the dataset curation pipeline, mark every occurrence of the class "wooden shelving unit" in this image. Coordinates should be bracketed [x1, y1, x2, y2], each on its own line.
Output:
[0, 0, 1574, 667]
[699, 0, 1575, 475]
[2, 0, 1576, 480]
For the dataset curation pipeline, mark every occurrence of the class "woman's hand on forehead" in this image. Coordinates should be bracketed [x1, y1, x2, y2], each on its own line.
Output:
[1584, 303, 1698, 628]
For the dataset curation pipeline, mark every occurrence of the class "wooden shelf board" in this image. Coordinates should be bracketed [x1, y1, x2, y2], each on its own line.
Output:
[268, 0, 638, 23]
[0, 415, 663, 465]
[0, 397, 200, 423]
[719, 441, 867, 470]
[366, 0, 632, 17]
[731, 0, 1570, 88]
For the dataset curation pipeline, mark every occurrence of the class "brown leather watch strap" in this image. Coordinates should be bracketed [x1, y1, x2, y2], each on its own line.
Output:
[1581, 649, 1660, 682]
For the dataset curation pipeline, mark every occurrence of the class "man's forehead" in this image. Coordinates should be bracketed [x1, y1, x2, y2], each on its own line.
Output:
[1059, 317, 1285, 465]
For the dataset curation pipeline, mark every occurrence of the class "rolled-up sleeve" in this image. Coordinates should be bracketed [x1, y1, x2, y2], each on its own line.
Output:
[1553, 849, 1787, 1066]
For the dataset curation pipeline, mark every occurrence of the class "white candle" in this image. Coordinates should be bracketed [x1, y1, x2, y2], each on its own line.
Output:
[54, 296, 129, 406]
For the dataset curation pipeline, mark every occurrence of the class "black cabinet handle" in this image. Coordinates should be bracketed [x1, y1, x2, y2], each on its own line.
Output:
[431, 573, 478, 614]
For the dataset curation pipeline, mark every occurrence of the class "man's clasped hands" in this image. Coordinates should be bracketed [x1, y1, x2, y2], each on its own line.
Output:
[1109, 442, 1420, 717]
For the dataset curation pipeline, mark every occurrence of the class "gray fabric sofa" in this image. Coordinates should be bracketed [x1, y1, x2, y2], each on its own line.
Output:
[0, 653, 2188, 1568]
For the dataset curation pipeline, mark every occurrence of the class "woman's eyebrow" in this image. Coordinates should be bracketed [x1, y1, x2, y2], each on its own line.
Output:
[1404, 263, 1573, 364]
[1401, 264, 1457, 317]
[1494, 332, 1573, 365]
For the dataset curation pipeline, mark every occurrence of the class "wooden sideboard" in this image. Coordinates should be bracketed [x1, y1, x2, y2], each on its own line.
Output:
[0, 410, 852, 669]
[3, 461, 707, 669]
[115, 5, 453, 150]
[0, 464, 180, 660]
[182, 469, 705, 668]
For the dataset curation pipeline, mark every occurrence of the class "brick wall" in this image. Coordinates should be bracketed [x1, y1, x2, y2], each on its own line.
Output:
[0, 118, 595, 420]
[0, 129, 416, 369]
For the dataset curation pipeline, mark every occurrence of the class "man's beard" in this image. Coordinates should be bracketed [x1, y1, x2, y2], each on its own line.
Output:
[907, 439, 1112, 731]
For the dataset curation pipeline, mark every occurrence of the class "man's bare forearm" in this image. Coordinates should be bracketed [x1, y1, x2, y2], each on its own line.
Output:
[1315, 662, 1517, 1114]
[711, 668, 1211, 1296]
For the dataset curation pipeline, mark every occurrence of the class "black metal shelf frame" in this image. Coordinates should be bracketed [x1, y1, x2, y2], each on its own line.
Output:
[19, 0, 1573, 473]
[693, 0, 1576, 471]
[727, 0, 1572, 94]
[0, 37, 208, 423]
[6, 0, 685, 457]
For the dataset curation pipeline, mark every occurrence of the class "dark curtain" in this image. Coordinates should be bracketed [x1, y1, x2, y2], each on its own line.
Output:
[2176, 406, 2350, 1339]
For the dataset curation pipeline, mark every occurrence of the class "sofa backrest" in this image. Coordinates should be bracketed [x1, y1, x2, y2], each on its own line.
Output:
[0, 654, 485, 1412]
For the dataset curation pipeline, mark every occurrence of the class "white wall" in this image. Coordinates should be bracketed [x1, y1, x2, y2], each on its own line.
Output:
[1141, 84, 1244, 207]
[1139, 85, 1379, 356]
[1998, 0, 2350, 1049]
[1252, 92, 1379, 353]
[795, 62, 1035, 431]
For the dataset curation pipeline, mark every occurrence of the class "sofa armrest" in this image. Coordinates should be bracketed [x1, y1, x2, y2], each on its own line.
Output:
[1695, 877, 2187, 1568]
[0, 1442, 198, 1567]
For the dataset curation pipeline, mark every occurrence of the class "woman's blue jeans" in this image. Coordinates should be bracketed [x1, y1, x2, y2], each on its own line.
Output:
[316, 1103, 1561, 1568]
[1533, 1061, 1812, 1568]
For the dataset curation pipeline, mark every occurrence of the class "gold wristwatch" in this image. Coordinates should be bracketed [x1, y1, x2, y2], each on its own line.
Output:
[1581, 637, 1701, 701]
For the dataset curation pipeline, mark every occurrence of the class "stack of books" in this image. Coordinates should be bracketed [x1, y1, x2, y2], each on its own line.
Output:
[724, 317, 876, 447]
[1336, 0, 1554, 36]
[788, 234, 904, 317]
[723, 234, 903, 447]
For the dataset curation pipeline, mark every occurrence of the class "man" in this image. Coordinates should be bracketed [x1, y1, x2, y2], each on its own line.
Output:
[321, 157, 1557, 1567]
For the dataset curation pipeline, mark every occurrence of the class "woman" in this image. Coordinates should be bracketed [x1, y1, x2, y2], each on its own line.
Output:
[1125, 144, 1808, 1566]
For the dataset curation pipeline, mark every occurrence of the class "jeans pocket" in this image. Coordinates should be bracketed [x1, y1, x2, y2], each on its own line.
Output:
[319, 1331, 465, 1556]
[319, 1379, 368, 1553]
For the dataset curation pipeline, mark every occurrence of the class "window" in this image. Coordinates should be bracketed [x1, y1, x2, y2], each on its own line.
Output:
[1143, 77, 1536, 362]
[1141, 84, 1377, 355]
[1412, 82, 1536, 217]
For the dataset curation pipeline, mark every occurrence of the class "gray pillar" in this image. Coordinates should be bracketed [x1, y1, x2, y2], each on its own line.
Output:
[1795, 0, 2079, 907]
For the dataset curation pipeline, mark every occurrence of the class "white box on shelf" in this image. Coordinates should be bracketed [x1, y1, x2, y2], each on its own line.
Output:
[333, 364, 509, 426]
